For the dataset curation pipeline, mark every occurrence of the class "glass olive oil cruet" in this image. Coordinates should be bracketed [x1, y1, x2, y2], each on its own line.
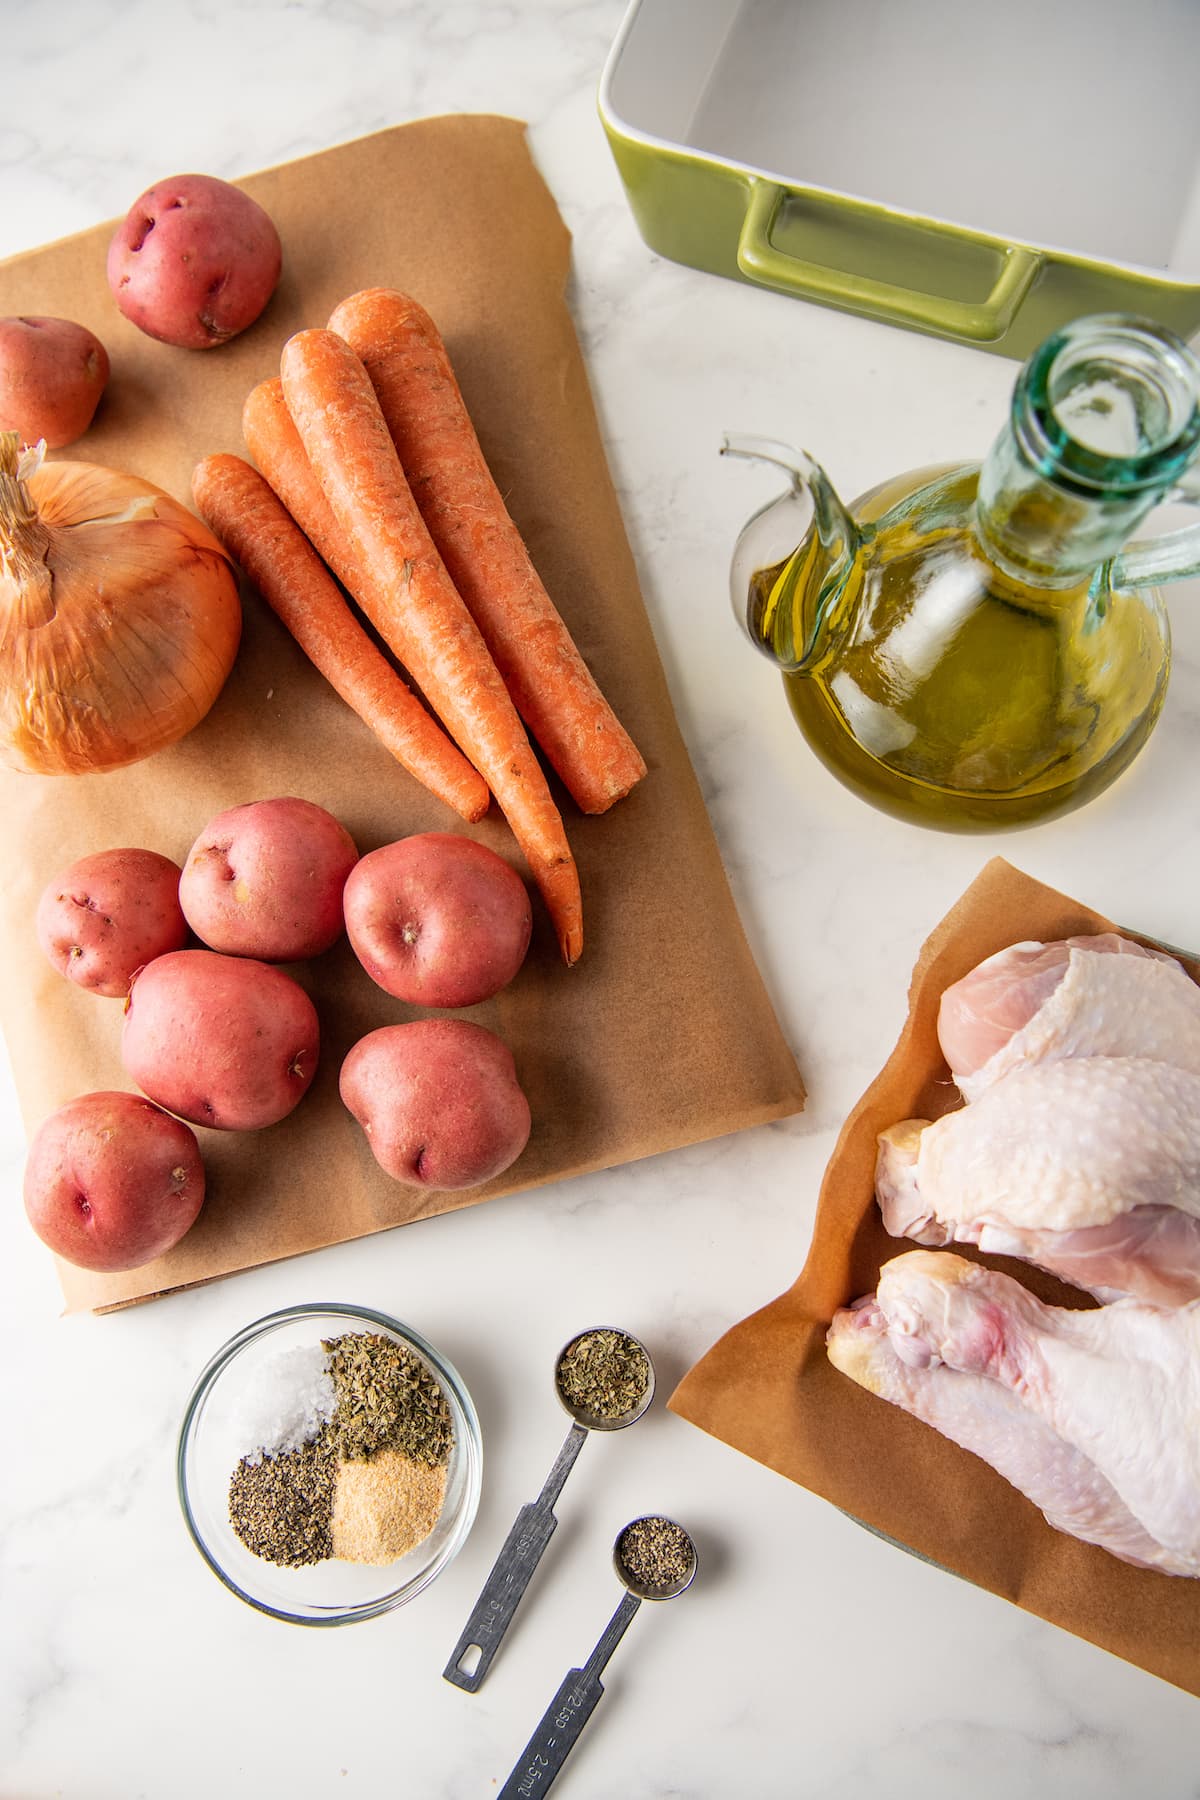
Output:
[726, 314, 1200, 829]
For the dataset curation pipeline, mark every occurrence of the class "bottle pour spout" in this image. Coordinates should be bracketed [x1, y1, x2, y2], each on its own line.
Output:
[721, 432, 822, 481]
[721, 433, 859, 672]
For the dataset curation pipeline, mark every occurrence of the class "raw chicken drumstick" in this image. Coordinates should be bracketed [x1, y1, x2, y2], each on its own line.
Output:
[878, 936, 1200, 1305]
[827, 1250, 1200, 1576]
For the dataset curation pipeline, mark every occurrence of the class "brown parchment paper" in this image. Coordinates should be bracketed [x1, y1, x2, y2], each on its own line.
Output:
[0, 116, 805, 1314]
[670, 857, 1200, 1697]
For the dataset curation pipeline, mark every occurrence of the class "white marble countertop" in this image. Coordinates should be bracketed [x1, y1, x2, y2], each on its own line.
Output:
[3, 4, 1199, 1796]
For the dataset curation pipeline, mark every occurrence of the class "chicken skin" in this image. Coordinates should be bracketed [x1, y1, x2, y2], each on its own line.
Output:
[877, 937, 1200, 1304]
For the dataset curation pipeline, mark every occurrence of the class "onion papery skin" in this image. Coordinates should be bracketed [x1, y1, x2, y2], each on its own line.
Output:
[0, 457, 242, 776]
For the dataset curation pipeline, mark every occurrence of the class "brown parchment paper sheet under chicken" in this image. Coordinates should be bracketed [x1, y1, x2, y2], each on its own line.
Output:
[670, 857, 1200, 1697]
[0, 116, 805, 1314]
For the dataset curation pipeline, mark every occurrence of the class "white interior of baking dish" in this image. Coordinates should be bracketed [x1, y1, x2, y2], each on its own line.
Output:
[605, 0, 1200, 278]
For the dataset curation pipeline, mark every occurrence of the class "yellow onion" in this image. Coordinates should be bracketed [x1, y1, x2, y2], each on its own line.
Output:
[0, 433, 241, 775]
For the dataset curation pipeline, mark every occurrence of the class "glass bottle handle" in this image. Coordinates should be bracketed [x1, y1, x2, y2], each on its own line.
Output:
[1112, 470, 1200, 589]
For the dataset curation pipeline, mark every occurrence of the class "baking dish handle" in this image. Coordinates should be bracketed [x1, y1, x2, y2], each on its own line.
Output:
[737, 179, 1043, 343]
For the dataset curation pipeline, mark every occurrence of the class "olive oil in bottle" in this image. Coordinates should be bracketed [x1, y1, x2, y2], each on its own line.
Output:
[728, 314, 1200, 831]
[751, 466, 1169, 830]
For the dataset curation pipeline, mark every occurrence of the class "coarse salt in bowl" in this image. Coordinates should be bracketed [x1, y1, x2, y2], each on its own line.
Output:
[177, 1303, 482, 1625]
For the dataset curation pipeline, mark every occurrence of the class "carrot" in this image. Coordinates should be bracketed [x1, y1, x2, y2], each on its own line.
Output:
[327, 288, 647, 816]
[279, 328, 583, 965]
[243, 378, 369, 596]
[191, 453, 490, 824]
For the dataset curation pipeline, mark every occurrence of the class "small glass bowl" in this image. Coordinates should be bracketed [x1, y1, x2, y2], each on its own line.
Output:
[177, 1303, 482, 1626]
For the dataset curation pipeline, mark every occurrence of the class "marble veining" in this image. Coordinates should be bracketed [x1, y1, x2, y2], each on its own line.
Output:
[4, 2, 1200, 1796]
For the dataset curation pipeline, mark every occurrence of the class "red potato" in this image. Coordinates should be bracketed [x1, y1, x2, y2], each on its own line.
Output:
[122, 949, 319, 1130]
[343, 833, 532, 1008]
[36, 847, 188, 998]
[106, 173, 281, 350]
[0, 315, 109, 448]
[340, 1019, 531, 1190]
[180, 796, 358, 961]
[23, 1090, 204, 1272]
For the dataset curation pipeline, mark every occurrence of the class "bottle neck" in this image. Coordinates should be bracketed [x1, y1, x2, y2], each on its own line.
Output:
[974, 422, 1149, 588]
[975, 315, 1200, 590]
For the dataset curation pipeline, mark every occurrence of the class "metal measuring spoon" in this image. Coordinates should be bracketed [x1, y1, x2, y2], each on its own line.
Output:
[443, 1327, 654, 1692]
[497, 1516, 698, 1799]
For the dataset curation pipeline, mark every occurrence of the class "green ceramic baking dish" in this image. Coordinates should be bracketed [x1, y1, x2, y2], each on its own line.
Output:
[598, 0, 1200, 358]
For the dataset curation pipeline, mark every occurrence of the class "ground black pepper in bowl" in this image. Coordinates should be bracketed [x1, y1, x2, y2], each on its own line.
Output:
[228, 1436, 338, 1567]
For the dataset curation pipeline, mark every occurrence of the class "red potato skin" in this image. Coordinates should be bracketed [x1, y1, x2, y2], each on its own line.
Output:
[343, 833, 532, 1008]
[340, 1019, 531, 1190]
[180, 796, 358, 961]
[122, 949, 319, 1131]
[106, 174, 281, 350]
[36, 847, 188, 998]
[23, 1090, 204, 1273]
[0, 315, 109, 448]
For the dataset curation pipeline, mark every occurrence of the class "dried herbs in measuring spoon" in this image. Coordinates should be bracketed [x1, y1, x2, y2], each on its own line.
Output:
[555, 1328, 652, 1424]
[444, 1325, 655, 1693]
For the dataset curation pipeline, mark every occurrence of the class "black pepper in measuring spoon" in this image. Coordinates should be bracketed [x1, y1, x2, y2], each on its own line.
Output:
[614, 1515, 697, 1598]
[496, 1516, 697, 1800]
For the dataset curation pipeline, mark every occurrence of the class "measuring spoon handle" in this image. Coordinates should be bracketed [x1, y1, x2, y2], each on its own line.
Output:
[444, 1422, 588, 1692]
[497, 1592, 641, 1799]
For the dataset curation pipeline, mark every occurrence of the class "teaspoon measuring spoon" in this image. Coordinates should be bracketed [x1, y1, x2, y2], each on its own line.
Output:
[443, 1327, 654, 1693]
[497, 1516, 698, 1800]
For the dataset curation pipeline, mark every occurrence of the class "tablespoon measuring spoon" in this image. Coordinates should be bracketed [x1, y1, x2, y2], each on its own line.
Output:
[443, 1327, 654, 1692]
[497, 1516, 698, 1799]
